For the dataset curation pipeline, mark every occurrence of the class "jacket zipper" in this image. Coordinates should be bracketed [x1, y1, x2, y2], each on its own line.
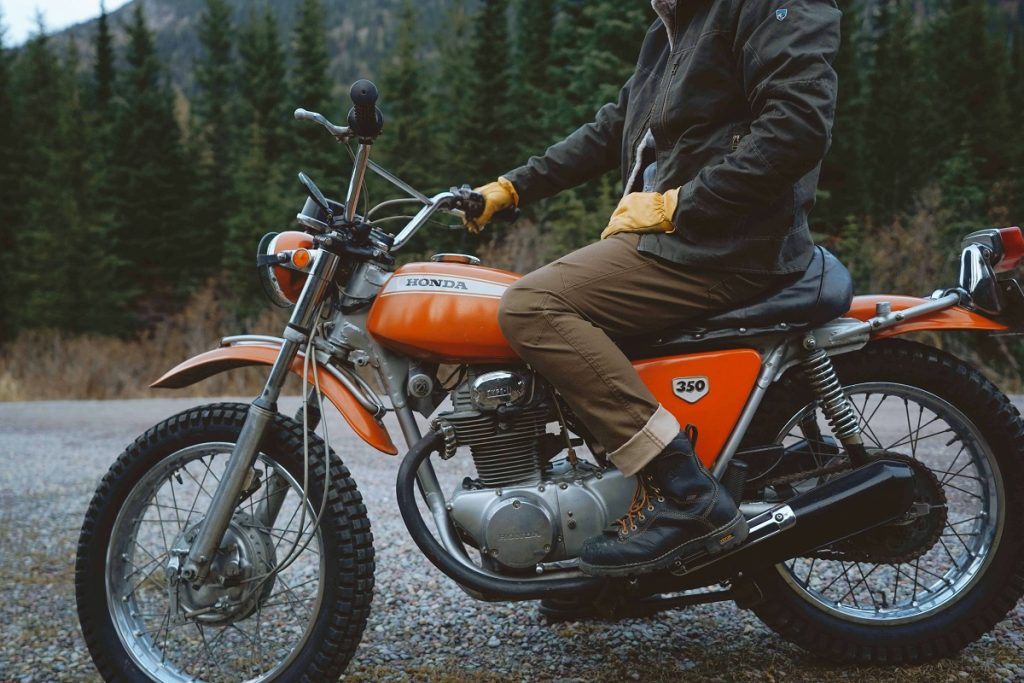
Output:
[731, 134, 742, 151]
[658, 57, 681, 137]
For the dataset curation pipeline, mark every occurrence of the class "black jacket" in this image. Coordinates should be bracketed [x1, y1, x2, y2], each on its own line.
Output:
[504, 0, 842, 274]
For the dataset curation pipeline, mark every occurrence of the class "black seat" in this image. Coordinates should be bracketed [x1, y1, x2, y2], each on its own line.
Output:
[698, 246, 853, 330]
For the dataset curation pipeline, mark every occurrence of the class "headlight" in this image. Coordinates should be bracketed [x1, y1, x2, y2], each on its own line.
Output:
[257, 231, 315, 307]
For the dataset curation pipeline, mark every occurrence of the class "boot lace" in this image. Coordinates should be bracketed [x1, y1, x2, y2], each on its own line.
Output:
[616, 475, 664, 535]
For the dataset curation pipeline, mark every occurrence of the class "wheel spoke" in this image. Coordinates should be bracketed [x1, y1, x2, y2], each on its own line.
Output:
[773, 381, 1000, 626]
[107, 445, 327, 682]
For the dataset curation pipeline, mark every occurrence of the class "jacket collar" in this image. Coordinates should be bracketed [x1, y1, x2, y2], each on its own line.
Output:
[651, 0, 678, 48]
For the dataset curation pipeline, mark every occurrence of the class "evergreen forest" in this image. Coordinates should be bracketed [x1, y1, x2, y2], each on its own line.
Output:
[1, 0, 1024, 395]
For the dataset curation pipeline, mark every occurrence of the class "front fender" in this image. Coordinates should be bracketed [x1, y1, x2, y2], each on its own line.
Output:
[152, 343, 398, 455]
[848, 295, 1008, 337]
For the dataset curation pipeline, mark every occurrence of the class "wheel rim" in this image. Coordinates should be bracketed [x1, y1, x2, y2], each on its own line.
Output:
[772, 382, 1004, 625]
[105, 443, 326, 682]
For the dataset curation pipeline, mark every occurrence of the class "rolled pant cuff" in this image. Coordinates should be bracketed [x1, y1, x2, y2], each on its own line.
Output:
[608, 405, 680, 477]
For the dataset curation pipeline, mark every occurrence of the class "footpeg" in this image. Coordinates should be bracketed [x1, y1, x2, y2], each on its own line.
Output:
[535, 557, 581, 574]
[671, 504, 795, 576]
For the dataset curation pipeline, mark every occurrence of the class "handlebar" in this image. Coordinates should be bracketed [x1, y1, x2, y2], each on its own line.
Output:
[293, 108, 351, 140]
[389, 189, 519, 251]
[453, 187, 522, 225]
[348, 80, 383, 139]
[294, 79, 517, 256]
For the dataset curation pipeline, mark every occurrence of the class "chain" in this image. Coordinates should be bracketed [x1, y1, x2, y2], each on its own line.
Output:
[758, 459, 853, 490]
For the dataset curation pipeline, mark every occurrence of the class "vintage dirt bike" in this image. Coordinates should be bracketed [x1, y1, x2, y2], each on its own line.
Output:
[77, 81, 1024, 681]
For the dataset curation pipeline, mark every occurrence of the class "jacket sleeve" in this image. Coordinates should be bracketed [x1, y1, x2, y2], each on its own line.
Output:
[673, 0, 841, 229]
[502, 78, 631, 206]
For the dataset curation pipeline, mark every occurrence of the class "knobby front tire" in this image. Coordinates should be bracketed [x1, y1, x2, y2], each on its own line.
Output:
[75, 403, 374, 682]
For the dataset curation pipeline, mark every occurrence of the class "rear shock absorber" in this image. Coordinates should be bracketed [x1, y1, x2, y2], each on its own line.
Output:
[801, 347, 869, 466]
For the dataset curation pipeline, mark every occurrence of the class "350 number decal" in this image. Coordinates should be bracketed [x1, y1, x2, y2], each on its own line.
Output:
[672, 376, 710, 404]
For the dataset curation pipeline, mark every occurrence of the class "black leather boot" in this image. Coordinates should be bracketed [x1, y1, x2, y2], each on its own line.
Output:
[579, 432, 749, 577]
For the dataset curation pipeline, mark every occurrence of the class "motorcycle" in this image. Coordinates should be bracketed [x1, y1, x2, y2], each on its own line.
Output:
[76, 80, 1024, 681]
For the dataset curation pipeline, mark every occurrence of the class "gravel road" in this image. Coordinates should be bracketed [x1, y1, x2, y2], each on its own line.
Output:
[1, 397, 1023, 682]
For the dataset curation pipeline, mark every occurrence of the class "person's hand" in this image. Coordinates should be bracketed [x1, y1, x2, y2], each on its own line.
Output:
[601, 189, 679, 240]
[463, 177, 519, 234]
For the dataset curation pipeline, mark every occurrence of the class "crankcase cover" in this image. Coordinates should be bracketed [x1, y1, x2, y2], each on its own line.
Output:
[482, 496, 557, 569]
[449, 463, 638, 569]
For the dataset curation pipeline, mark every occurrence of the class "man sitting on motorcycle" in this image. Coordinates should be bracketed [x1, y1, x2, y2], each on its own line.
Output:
[465, 0, 842, 576]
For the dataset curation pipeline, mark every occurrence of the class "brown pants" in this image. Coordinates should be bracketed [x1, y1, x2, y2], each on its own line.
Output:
[498, 234, 779, 476]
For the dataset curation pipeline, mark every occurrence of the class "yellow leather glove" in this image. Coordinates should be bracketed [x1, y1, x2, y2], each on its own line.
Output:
[463, 177, 519, 234]
[601, 189, 679, 240]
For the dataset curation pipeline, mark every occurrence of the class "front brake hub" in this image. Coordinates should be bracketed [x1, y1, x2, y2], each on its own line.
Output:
[168, 512, 277, 625]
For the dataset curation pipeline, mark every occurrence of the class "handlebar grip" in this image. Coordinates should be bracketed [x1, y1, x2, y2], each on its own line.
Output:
[460, 191, 486, 220]
[348, 80, 383, 139]
[294, 108, 315, 121]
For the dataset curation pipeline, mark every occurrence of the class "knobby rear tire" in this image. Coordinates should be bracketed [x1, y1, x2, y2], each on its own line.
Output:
[741, 339, 1024, 664]
[75, 402, 374, 682]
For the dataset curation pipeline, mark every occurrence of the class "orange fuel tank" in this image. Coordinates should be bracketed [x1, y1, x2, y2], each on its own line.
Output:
[367, 261, 520, 363]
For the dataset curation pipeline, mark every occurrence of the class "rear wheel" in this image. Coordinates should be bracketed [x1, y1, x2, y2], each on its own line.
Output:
[75, 403, 374, 682]
[742, 339, 1024, 663]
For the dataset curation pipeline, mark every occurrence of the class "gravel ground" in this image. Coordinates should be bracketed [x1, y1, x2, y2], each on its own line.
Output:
[1, 396, 1023, 682]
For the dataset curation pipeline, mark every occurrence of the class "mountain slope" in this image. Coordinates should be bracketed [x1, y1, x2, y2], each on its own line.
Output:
[53, 0, 466, 96]
[50, 0, 1024, 98]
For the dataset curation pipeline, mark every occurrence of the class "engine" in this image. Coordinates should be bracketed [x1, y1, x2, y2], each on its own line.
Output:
[435, 368, 636, 572]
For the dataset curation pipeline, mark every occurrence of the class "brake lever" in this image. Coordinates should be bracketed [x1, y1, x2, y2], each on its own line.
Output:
[294, 108, 353, 142]
[450, 185, 485, 219]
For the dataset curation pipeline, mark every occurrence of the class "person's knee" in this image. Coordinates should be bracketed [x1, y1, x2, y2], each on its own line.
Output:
[498, 280, 544, 344]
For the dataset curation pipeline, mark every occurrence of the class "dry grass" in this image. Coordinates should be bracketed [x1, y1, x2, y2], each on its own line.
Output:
[0, 286, 288, 401]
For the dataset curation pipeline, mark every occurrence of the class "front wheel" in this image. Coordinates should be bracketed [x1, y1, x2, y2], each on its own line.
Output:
[75, 403, 374, 682]
[742, 339, 1024, 663]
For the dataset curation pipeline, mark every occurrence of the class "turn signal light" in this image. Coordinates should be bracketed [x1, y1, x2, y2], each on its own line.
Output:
[291, 248, 312, 269]
[996, 227, 1024, 273]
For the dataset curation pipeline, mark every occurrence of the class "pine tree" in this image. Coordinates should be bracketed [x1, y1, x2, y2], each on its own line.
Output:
[545, 0, 587, 134]
[377, 1, 435, 191]
[508, 0, 556, 158]
[9, 21, 82, 328]
[290, 0, 341, 184]
[238, 7, 289, 163]
[191, 0, 236, 277]
[225, 6, 295, 306]
[817, 0, 867, 234]
[940, 135, 987, 255]
[0, 14, 15, 336]
[61, 40, 125, 333]
[863, 0, 926, 219]
[223, 123, 291, 311]
[94, 2, 115, 111]
[927, 0, 1013, 180]
[108, 2, 192, 324]
[1009, 24, 1024, 223]
[462, 0, 514, 181]
[432, 0, 475, 181]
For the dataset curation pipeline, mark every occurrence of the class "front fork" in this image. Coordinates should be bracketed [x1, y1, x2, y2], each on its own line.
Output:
[180, 249, 341, 584]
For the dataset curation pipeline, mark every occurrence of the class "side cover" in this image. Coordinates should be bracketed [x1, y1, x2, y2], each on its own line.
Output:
[634, 349, 762, 468]
[151, 343, 398, 455]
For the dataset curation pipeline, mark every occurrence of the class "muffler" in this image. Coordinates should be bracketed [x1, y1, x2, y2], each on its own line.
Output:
[676, 459, 916, 581]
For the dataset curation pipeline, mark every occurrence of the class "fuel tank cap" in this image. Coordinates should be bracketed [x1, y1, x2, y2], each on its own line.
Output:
[430, 253, 481, 265]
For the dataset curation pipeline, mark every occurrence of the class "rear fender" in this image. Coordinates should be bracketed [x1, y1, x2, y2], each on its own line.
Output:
[151, 340, 398, 455]
[848, 295, 1007, 337]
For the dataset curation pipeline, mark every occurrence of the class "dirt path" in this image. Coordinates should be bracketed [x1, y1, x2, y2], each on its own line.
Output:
[0, 397, 1021, 682]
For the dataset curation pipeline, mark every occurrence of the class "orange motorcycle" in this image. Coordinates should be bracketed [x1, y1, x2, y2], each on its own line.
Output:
[76, 81, 1024, 681]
